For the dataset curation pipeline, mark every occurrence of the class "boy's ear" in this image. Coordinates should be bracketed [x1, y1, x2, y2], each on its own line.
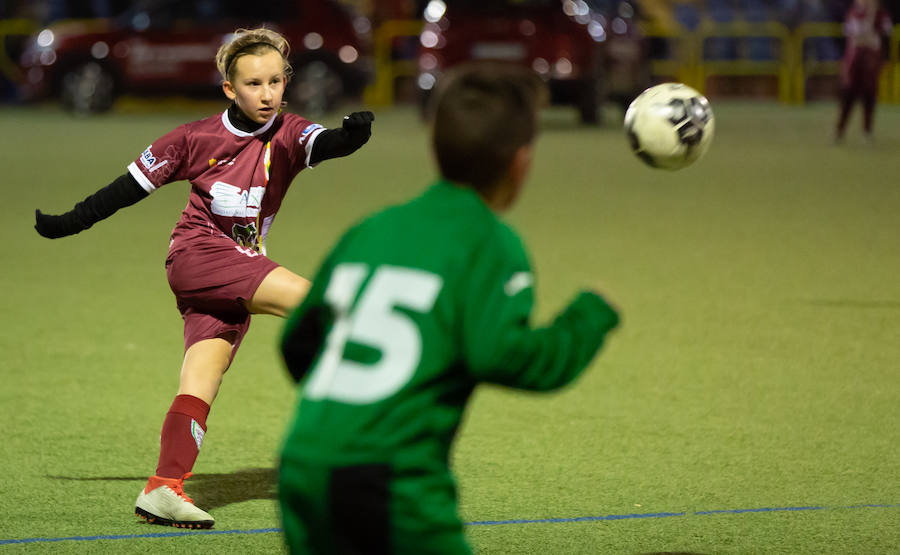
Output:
[497, 144, 534, 210]
[222, 81, 237, 100]
[509, 144, 534, 189]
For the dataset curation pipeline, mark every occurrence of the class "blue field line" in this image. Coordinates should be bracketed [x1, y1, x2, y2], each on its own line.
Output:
[2, 503, 898, 545]
[695, 505, 825, 515]
[467, 511, 686, 526]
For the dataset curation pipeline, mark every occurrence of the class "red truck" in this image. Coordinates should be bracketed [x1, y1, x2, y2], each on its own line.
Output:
[19, 0, 373, 115]
[416, 0, 650, 124]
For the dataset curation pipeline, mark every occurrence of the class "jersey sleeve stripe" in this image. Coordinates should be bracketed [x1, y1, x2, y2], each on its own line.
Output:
[304, 127, 327, 168]
[128, 161, 157, 193]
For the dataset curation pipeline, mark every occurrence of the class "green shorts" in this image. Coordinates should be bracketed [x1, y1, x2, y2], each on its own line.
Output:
[278, 457, 472, 555]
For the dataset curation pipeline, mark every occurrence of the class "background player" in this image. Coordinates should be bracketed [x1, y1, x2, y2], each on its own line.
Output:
[33, 27, 374, 529]
[277, 62, 620, 554]
[834, 0, 893, 143]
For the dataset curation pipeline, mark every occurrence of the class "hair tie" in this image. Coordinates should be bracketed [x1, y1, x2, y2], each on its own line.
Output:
[225, 42, 277, 76]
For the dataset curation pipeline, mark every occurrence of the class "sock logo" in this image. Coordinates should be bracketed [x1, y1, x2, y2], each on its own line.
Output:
[191, 419, 205, 450]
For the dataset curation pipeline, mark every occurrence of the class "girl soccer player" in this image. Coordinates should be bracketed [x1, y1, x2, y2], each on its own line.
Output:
[834, 0, 893, 143]
[34, 27, 374, 529]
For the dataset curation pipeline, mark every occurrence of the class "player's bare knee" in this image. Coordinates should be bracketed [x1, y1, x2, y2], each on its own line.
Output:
[269, 279, 309, 317]
[287, 276, 311, 308]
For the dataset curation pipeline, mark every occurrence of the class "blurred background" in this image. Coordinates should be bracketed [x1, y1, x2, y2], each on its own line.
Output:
[0, 0, 897, 122]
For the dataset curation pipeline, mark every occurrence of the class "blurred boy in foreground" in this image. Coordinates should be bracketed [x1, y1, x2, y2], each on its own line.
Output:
[277, 62, 620, 554]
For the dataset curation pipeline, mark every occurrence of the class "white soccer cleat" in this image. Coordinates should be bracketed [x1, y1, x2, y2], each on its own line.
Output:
[134, 472, 214, 529]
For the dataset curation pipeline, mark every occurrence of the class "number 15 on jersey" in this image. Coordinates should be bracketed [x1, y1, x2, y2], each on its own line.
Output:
[304, 263, 443, 405]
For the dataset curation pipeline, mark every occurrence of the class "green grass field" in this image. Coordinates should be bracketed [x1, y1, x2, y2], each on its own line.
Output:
[2, 99, 899, 554]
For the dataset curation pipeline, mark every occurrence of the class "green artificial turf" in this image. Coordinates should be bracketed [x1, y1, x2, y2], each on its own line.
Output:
[1, 100, 899, 553]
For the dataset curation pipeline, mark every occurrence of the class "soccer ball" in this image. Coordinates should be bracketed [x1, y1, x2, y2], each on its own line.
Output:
[624, 83, 715, 170]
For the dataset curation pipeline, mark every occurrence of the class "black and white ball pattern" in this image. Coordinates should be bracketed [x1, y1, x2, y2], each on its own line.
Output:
[625, 83, 715, 170]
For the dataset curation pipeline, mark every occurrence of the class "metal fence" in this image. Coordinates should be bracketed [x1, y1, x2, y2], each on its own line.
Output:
[643, 21, 899, 103]
[363, 19, 900, 106]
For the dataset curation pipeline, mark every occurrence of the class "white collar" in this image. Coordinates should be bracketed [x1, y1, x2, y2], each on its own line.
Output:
[221, 109, 277, 137]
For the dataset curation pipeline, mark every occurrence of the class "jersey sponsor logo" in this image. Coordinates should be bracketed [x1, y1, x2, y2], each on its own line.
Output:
[232, 222, 258, 250]
[209, 181, 264, 218]
[190, 419, 205, 449]
[504, 271, 533, 296]
[300, 124, 324, 138]
[209, 181, 266, 250]
[139, 146, 157, 169]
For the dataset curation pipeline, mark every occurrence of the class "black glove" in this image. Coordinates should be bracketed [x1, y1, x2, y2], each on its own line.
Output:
[342, 111, 374, 146]
[34, 173, 148, 239]
[35, 209, 85, 239]
[309, 111, 375, 165]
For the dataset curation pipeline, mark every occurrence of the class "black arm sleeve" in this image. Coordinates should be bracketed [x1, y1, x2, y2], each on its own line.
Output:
[34, 173, 149, 239]
[308, 111, 374, 165]
[309, 129, 367, 165]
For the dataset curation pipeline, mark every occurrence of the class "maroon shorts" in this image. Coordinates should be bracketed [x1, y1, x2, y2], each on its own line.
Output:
[841, 47, 883, 97]
[166, 234, 280, 357]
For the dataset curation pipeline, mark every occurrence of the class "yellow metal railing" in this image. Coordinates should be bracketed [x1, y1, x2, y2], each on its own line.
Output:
[695, 21, 793, 103]
[0, 18, 38, 84]
[362, 18, 900, 106]
[792, 22, 843, 103]
[646, 21, 900, 104]
[640, 21, 701, 89]
[891, 23, 900, 103]
[363, 19, 423, 106]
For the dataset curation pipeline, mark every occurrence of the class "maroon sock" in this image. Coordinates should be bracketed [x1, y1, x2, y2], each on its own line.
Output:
[155, 394, 211, 479]
[862, 95, 876, 135]
[836, 89, 853, 138]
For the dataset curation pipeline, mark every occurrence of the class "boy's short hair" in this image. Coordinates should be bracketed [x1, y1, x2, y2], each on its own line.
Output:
[430, 63, 547, 191]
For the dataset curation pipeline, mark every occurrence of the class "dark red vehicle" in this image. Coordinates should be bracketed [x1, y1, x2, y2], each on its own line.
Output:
[416, 0, 650, 124]
[19, 0, 373, 115]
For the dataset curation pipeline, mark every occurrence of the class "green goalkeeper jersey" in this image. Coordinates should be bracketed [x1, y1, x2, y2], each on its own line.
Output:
[279, 179, 618, 551]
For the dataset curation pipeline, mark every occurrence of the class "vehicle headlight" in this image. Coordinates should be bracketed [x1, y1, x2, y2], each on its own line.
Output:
[36, 29, 55, 48]
[338, 45, 359, 64]
[417, 72, 437, 91]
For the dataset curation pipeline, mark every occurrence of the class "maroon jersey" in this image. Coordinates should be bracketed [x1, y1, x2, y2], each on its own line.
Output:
[128, 110, 324, 255]
[843, 4, 892, 56]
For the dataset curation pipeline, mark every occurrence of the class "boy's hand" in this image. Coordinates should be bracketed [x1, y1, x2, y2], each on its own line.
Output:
[590, 285, 620, 322]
